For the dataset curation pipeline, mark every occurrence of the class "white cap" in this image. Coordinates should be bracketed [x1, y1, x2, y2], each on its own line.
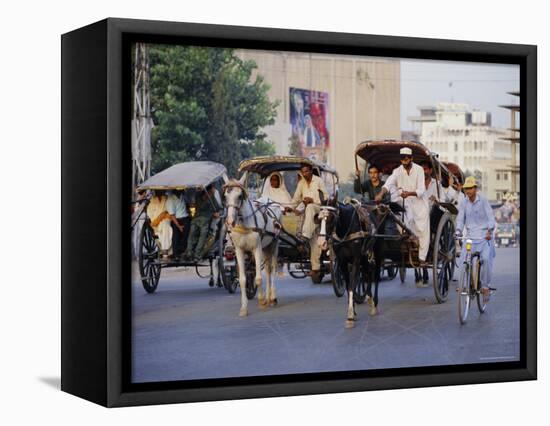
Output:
[400, 147, 413, 156]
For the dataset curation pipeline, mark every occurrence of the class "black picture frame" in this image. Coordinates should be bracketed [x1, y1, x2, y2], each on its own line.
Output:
[61, 17, 537, 407]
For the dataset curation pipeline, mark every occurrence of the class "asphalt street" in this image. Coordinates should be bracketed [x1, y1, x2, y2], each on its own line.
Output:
[131, 247, 520, 383]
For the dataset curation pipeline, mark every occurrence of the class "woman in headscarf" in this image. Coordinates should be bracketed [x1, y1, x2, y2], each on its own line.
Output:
[261, 172, 292, 206]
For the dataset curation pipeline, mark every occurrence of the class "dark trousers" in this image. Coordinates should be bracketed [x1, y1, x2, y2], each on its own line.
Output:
[171, 217, 190, 256]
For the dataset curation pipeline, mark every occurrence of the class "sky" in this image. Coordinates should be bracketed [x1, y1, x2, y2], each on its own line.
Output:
[400, 59, 520, 131]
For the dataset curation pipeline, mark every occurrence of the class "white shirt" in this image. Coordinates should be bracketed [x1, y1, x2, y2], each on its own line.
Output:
[423, 178, 448, 209]
[383, 163, 425, 199]
[291, 174, 329, 206]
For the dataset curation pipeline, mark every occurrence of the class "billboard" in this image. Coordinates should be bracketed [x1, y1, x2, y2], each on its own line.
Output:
[289, 87, 329, 161]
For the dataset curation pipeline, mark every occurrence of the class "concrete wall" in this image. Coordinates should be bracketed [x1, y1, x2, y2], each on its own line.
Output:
[236, 50, 401, 180]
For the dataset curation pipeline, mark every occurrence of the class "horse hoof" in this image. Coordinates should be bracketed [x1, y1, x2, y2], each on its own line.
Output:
[367, 297, 374, 307]
[269, 298, 278, 306]
[369, 306, 378, 316]
[239, 309, 248, 317]
[345, 320, 355, 329]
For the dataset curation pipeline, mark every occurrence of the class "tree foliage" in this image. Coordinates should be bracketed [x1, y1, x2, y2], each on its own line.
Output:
[147, 45, 278, 175]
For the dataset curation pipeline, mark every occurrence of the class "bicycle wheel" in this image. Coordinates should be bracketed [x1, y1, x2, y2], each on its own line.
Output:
[474, 257, 488, 314]
[457, 263, 471, 324]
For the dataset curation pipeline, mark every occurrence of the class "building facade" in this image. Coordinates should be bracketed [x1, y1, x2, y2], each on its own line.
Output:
[236, 49, 401, 180]
[409, 102, 512, 201]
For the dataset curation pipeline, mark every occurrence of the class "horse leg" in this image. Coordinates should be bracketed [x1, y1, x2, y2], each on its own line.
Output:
[255, 241, 267, 307]
[235, 247, 248, 317]
[268, 244, 279, 306]
[369, 256, 382, 316]
[365, 254, 374, 308]
[346, 259, 358, 328]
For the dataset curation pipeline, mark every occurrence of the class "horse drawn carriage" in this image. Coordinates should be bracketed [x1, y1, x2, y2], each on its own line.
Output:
[351, 139, 462, 303]
[237, 156, 339, 284]
[133, 161, 239, 294]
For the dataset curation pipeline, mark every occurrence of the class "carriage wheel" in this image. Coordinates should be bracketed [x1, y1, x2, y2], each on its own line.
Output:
[287, 263, 308, 279]
[218, 226, 238, 294]
[432, 212, 456, 303]
[138, 221, 161, 293]
[399, 266, 407, 284]
[331, 259, 345, 298]
[353, 263, 369, 304]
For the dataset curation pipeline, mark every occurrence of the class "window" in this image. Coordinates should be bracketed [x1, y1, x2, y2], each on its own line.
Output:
[455, 142, 458, 151]
[496, 173, 500, 181]
[504, 173, 508, 181]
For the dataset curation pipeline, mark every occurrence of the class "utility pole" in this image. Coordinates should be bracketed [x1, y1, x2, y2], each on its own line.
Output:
[132, 43, 153, 192]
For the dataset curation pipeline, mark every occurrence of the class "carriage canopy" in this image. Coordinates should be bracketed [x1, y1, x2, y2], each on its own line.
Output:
[138, 161, 228, 190]
[238, 156, 338, 180]
[354, 140, 457, 182]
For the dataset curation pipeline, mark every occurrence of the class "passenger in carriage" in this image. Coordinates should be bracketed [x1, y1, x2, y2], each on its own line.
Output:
[166, 189, 190, 260]
[443, 173, 465, 211]
[415, 161, 451, 287]
[420, 161, 450, 208]
[184, 184, 222, 261]
[261, 171, 292, 206]
[146, 190, 173, 257]
[354, 163, 389, 202]
[374, 147, 430, 267]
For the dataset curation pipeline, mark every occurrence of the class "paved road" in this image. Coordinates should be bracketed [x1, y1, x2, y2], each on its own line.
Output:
[131, 248, 520, 383]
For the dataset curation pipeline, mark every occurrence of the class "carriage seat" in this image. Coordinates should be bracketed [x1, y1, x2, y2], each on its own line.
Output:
[280, 212, 303, 236]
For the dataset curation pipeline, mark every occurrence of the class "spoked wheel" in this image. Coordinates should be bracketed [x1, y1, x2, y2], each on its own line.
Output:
[138, 221, 161, 293]
[457, 263, 471, 324]
[432, 212, 456, 303]
[287, 263, 308, 279]
[331, 259, 346, 298]
[399, 266, 407, 284]
[473, 257, 488, 314]
[245, 256, 257, 300]
[218, 227, 238, 294]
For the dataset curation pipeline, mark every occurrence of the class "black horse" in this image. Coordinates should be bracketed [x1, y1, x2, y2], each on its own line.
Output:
[318, 200, 385, 328]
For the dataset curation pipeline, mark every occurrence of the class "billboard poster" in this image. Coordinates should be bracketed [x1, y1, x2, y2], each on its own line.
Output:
[289, 87, 329, 161]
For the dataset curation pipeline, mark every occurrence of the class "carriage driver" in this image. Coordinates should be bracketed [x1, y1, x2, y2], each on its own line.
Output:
[454, 176, 496, 302]
[285, 163, 329, 280]
[374, 147, 430, 266]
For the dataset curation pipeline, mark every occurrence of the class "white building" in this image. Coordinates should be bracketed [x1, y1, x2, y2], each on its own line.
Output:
[409, 103, 512, 202]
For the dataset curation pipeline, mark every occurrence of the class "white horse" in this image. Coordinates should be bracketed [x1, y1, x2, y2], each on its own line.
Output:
[224, 177, 282, 317]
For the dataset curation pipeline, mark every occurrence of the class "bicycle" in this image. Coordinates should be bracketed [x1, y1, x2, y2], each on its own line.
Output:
[455, 236, 496, 324]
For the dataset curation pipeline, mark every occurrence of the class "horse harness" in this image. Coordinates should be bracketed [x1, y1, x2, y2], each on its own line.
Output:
[223, 181, 281, 239]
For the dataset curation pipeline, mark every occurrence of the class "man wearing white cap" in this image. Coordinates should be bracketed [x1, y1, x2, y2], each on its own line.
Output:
[375, 147, 430, 266]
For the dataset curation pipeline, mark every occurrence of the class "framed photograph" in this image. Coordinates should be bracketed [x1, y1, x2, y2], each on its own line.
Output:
[61, 18, 536, 407]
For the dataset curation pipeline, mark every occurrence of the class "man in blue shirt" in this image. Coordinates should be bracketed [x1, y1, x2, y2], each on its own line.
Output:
[455, 176, 496, 299]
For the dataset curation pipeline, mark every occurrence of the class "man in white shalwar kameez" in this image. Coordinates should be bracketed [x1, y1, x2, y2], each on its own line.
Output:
[146, 190, 173, 255]
[375, 147, 430, 263]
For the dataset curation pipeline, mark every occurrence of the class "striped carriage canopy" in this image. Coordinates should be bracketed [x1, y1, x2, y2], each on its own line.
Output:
[138, 161, 228, 190]
[354, 139, 458, 182]
[238, 155, 338, 180]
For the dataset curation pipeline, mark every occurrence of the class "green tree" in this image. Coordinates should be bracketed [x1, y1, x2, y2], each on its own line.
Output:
[147, 45, 278, 175]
